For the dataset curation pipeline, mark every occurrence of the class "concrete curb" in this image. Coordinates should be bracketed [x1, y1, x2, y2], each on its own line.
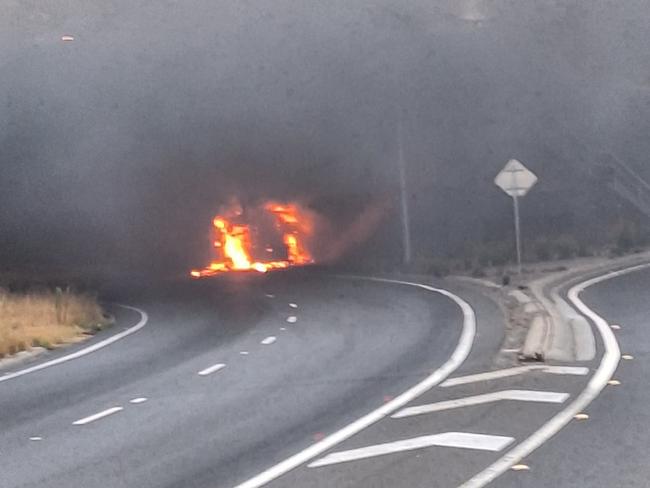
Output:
[524, 251, 650, 362]
[527, 275, 578, 362]
[521, 314, 547, 360]
[0, 347, 48, 371]
[451, 276, 502, 290]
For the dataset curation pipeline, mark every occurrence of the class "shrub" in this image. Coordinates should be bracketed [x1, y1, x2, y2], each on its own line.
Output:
[554, 235, 580, 260]
[533, 237, 552, 261]
[616, 221, 639, 253]
[476, 241, 512, 267]
[31, 338, 52, 349]
[409, 257, 451, 277]
[471, 267, 487, 278]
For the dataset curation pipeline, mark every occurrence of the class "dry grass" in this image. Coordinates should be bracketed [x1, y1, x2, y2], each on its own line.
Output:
[0, 288, 110, 358]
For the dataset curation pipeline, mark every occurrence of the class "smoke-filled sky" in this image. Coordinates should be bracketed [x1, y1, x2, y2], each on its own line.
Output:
[2, 1, 650, 273]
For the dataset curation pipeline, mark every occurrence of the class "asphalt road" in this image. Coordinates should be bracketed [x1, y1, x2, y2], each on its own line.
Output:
[0, 270, 505, 488]
[7, 265, 647, 488]
[496, 265, 650, 488]
[240, 264, 647, 488]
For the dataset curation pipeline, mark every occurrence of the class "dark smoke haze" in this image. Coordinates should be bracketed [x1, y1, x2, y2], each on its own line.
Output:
[2, 1, 650, 275]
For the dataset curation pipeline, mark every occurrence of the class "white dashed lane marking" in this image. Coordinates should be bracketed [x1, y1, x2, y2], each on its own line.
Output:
[286, 316, 297, 323]
[29, 437, 42, 441]
[261, 336, 277, 345]
[233, 277, 476, 488]
[198, 363, 226, 376]
[289, 303, 298, 309]
[441, 365, 589, 387]
[129, 397, 148, 404]
[392, 390, 569, 418]
[240, 351, 249, 355]
[308, 433, 515, 468]
[72, 407, 124, 426]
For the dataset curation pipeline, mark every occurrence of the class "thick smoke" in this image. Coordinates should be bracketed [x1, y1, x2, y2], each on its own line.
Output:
[311, 199, 391, 264]
[2, 1, 650, 275]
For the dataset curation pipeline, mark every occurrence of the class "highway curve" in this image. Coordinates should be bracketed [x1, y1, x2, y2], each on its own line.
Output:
[495, 265, 650, 487]
[0, 270, 503, 488]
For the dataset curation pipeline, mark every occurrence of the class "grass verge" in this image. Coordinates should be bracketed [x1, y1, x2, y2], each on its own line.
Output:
[0, 287, 111, 359]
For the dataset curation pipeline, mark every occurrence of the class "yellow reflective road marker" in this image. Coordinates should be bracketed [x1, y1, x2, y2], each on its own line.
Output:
[511, 464, 530, 471]
[574, 413, 589, 421]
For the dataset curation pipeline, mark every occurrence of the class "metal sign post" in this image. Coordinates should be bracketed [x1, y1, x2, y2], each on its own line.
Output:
[495, 159, 538, 274]
[512, 194, 522, 274]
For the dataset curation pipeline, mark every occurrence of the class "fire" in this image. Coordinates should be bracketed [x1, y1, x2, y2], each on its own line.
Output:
[220, 221, 253, 270]
[265, 202, 313, 265]
[190, 200, 314, 277]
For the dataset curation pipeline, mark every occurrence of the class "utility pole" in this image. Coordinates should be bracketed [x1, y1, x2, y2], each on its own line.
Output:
[398, 119, 412, 266]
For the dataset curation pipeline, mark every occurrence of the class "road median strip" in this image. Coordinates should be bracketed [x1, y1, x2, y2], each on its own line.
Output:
[523, 252, 650, 362]
[461, 262, 650, 487]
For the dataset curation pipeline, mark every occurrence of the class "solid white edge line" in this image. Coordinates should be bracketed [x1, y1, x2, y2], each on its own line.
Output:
[308, 432, 515, 468]
[72, 406, 124, 425]
[232, 275, 476, 488]
[198, 363, 226, 376]
[0, 304, 148, 384]
[460, 262, 650, 488]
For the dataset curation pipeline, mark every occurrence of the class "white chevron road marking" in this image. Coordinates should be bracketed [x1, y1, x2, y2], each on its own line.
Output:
[308, 432, 515, 468]
[393, 390, 569, 418]
[441, 365, 588, 387]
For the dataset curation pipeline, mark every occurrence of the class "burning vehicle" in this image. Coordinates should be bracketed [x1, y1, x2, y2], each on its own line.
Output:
[190, 200, 316, 277]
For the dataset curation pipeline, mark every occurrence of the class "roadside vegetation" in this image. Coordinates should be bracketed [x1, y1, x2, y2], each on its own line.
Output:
[0, 287, 111, 359]
[347, 217, 650, 278]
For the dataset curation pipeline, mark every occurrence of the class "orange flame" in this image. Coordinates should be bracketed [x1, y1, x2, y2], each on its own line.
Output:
[265, 202, 313, 265]
[190, 201, 314, 277]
